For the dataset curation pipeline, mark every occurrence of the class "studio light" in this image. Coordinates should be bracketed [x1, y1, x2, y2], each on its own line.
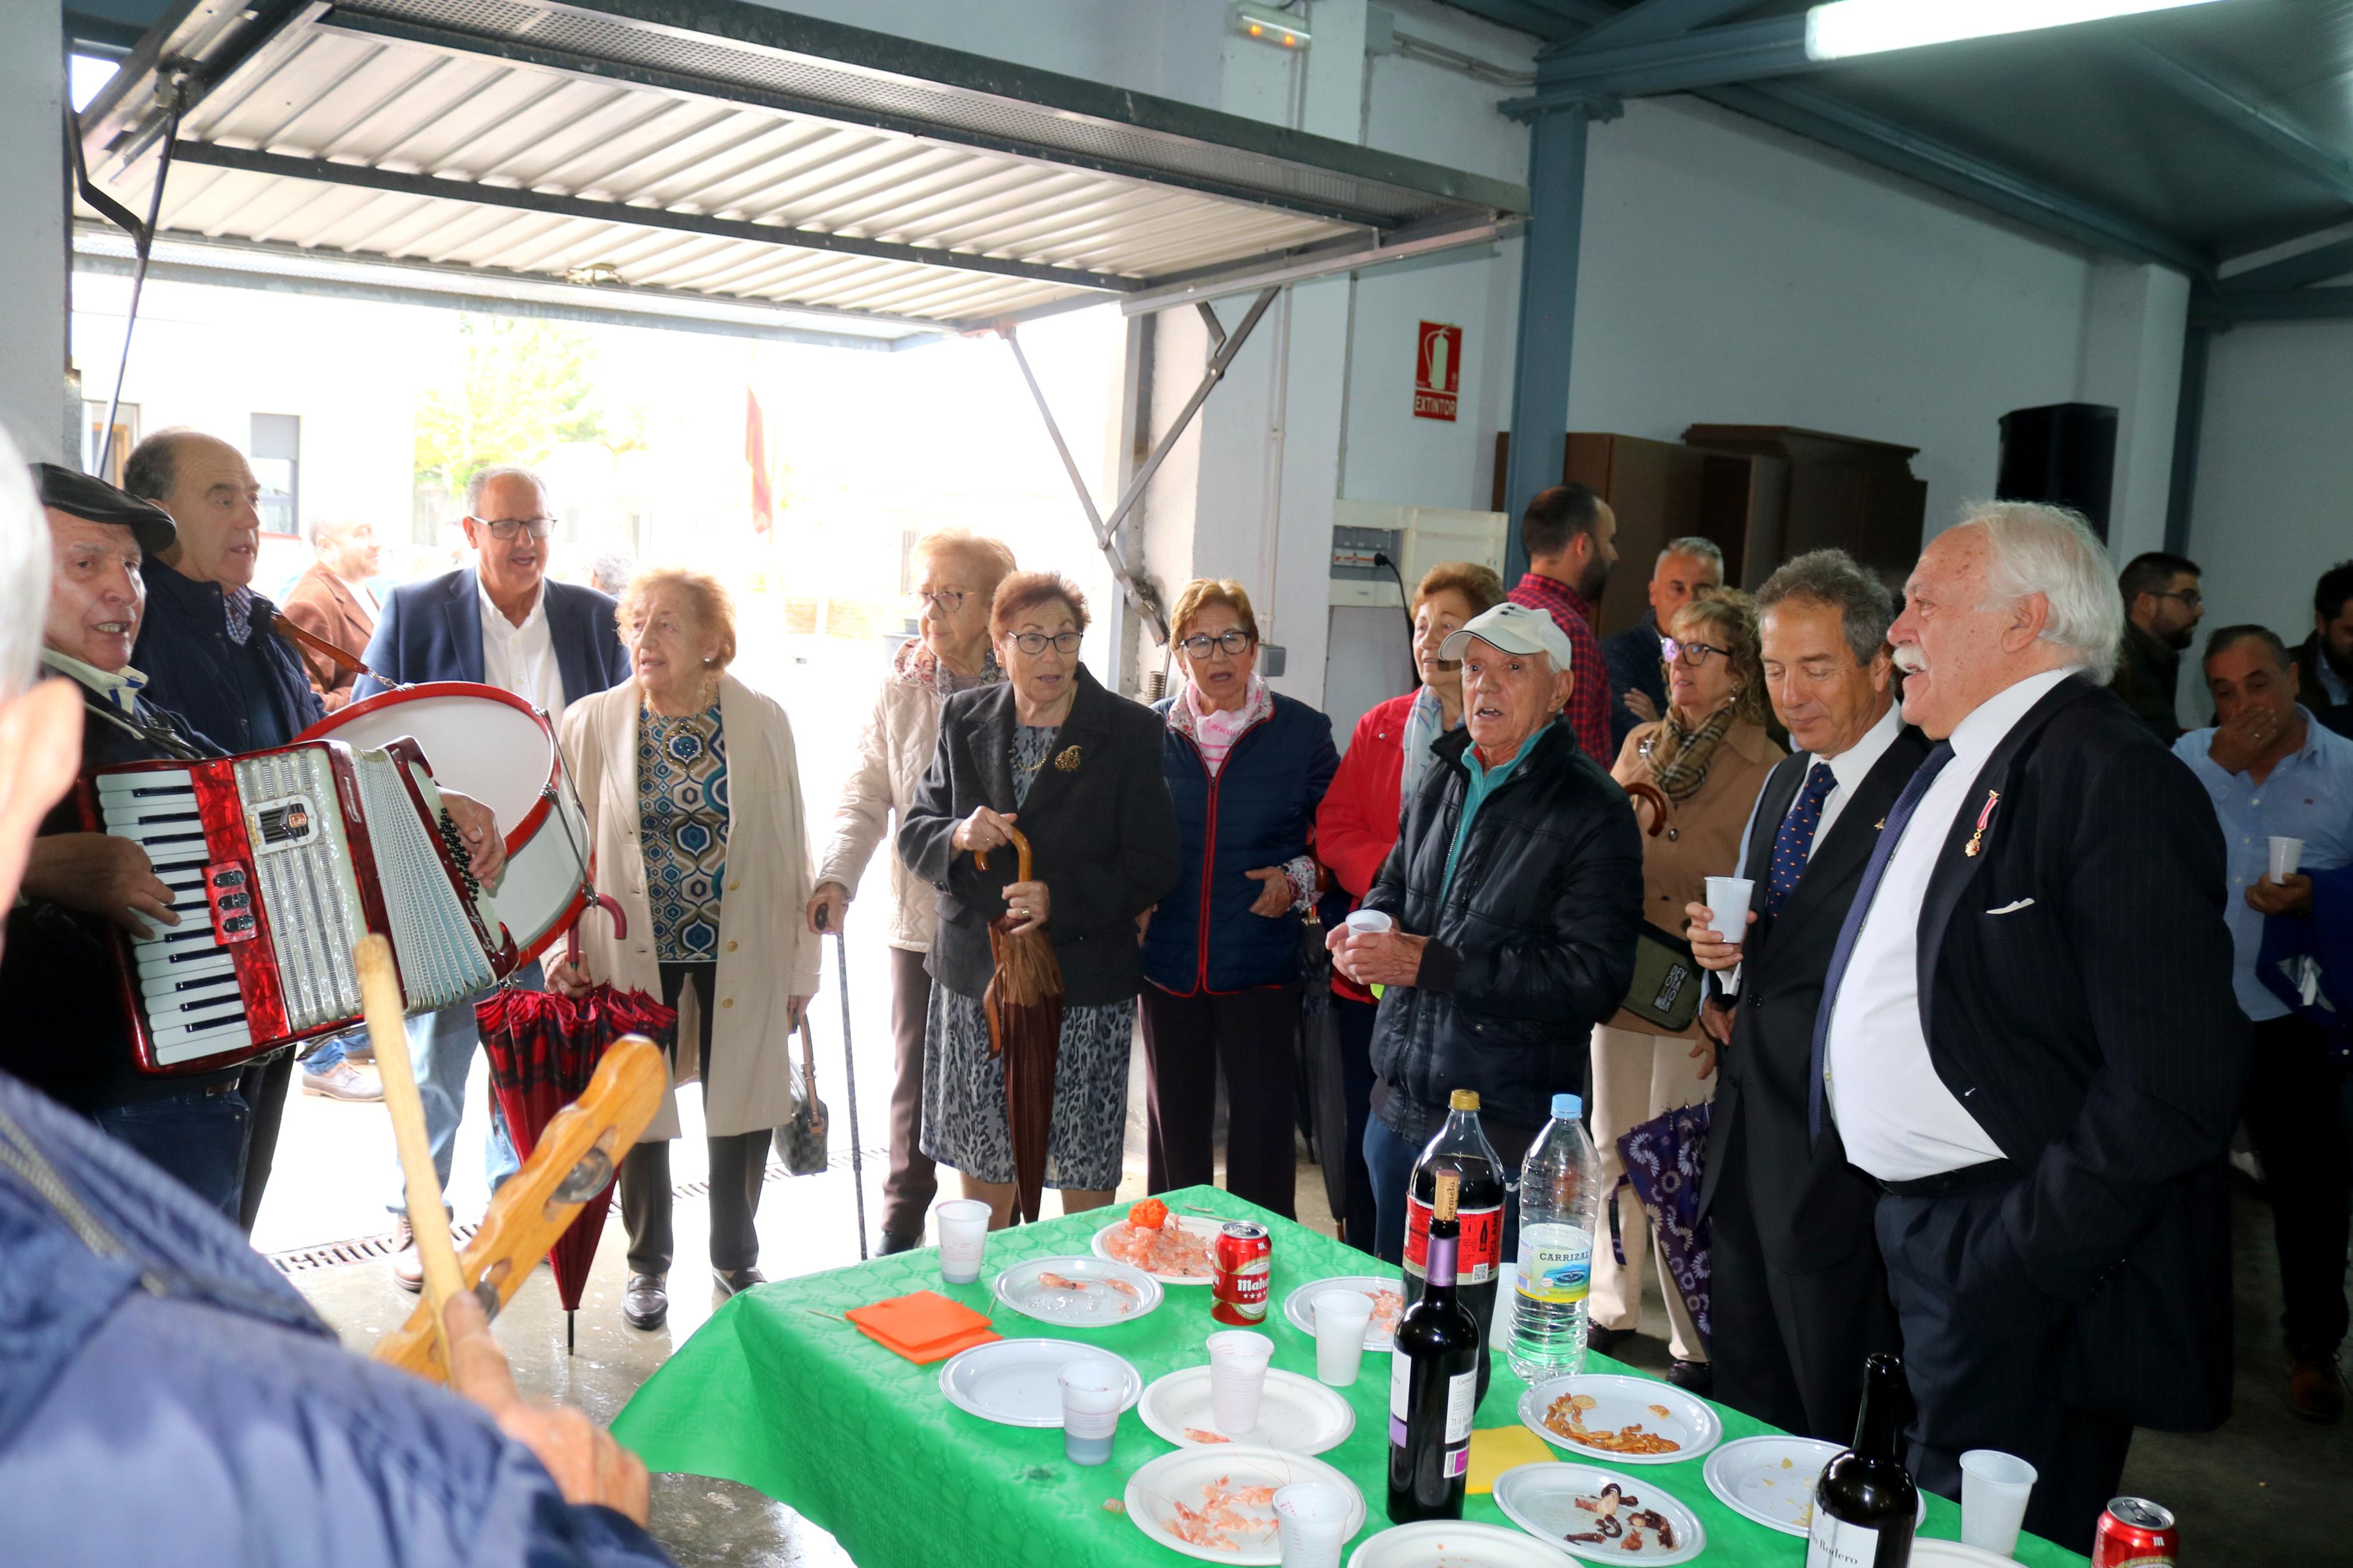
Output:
[1805, 0, 2226, 62]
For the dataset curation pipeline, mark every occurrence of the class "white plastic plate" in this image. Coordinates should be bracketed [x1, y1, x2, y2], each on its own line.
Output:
[1491, 1460, 1705, 1565]
[935, 1338, 1141, 1428]
[1281, 1274, 1406, 1352]
[991, 1254, 1162, 1327]
[1701, 1435, 1927, 1537]
[1091, 1215, 1224, 1283]
[1346, 1520, 1574, 1568]
[1516, 1373, 1722, 1465]
[1123, 1444, 1362, 1566]
[1137, 1366, 1356, 1455]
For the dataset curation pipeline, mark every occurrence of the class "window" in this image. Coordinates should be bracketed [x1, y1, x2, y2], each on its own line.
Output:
[84, 400, 139, 486]
[250, 413, 300, 536]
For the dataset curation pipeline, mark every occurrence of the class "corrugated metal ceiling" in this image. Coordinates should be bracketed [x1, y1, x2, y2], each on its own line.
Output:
[77, 0, 1529, 333]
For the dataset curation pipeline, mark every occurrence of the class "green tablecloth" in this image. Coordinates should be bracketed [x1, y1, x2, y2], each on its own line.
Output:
[612, 1187, 2085, 1568]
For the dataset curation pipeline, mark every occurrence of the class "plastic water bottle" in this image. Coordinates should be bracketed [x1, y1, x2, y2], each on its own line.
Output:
[1506, 1092, 1601, 1385]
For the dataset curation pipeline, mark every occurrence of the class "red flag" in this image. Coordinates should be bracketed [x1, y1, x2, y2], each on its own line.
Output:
[746, 387, 774, 534]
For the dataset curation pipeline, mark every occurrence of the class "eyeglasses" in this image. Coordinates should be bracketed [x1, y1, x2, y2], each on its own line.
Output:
[2152, 589, 2203, 609]
[473, 515, 556, 541]
[1661, 635, 1733, 669]
[908, 589, 967, 614]
[1177, 630, 1255, 660]
[1007, 630, 1083, 655]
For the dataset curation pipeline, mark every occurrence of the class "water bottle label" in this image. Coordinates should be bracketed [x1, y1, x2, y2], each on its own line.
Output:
[1805, 1512, 1879, 1568]
[1404, 1198, 1502, 1284]
[1514, 1222, 1592, 1304]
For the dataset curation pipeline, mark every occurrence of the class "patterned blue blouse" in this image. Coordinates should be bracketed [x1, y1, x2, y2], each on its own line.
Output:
[638, 701, 729, 962]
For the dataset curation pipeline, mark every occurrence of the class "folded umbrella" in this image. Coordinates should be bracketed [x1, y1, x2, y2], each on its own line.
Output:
[975, 827, 1064, 1224]
[1612, 1100, 1713, 1345]
[475, 897, 676, 1352]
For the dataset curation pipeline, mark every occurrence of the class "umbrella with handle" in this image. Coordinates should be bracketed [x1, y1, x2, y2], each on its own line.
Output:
[973, 827, 1064, 1224]
[474, 895, 677, 1353]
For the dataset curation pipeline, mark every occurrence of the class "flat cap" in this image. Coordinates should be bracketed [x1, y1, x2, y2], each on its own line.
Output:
[34, 463, 175, 554]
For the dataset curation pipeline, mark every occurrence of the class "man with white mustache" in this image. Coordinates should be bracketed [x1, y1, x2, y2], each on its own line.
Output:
[1812, 503, 2245, 1554]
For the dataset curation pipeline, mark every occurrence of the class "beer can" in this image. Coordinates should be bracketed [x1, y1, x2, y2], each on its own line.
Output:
[1211, 1221, 1272, 1325]
[2092, 1497, 2178, 1567]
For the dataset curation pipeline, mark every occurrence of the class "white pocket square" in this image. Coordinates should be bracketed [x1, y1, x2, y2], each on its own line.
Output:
[1986, 898, 2036, 915]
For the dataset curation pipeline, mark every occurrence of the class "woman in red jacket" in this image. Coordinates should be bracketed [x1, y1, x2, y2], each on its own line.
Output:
[1315, 561, 1503, 1251]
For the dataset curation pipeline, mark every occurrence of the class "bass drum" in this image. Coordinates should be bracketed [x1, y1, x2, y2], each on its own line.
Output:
[299, 682, 590, 965]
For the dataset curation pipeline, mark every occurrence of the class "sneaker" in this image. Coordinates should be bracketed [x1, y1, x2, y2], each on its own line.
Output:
[303, 1059, 383, 1102]
[712, 1266, 766, 1298]
[624, 1273, 669, 1330]
[2288, 1356, 2345, 1423]
[1665, 1358, 1714, 1396]
[390, 1216, 423, 1293]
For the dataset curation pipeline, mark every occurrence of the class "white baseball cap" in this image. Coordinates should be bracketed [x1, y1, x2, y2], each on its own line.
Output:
[1439, 600, 1576, 671]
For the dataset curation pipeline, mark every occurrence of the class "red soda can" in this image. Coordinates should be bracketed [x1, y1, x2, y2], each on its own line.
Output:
[2092, 1498, 2178, 1567]
[1211, 1221, 1272, 1325]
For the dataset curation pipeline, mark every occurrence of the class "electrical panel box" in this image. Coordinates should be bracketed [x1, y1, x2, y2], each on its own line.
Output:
[1328, 500, 1509, 608]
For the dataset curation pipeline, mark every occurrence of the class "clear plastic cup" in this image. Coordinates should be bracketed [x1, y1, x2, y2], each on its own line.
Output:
[1311, 1290, 1374, 1385]
[935, 1199, 991, 1285]
[1205, 1329, 1277, 1435]
[1272, 1482, 1354, 1568]
[1059, 1359, 1125, 1467]
[1704, 876, 1757, 997]
[2270, 835, 2306, 883]
[1959, 1449, 2037, 1558]
[1344, 909, 1393, 936]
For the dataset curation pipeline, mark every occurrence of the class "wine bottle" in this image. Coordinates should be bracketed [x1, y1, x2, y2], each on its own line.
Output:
[1807, 1353, 1919, 1568]
[1402, 1089, 1507, 1402]
[1387, 1170, 1482, 1524]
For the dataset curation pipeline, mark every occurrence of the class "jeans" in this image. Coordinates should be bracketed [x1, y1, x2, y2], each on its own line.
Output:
[1363, 1110, 1529, 1268]
[384, 960, 538, 1215]
[95, 1082, 250, 1221]
[302, 1025, 368, 1074]
[2244, 1013, 2352, 1358]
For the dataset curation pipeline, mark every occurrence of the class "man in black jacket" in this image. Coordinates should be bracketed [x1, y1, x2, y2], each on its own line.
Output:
[1335, 602, 1642, 1264]
[1815, 503, 2246, 1555]
[1686, 549, 1929, 1443]
[2292, 559, 2353, 740]
[2107, 550, 2201, 741]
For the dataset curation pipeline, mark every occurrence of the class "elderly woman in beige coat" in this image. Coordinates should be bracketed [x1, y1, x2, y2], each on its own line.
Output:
[551, 567, 818, 1332]
[807, 527, 1014, 1254]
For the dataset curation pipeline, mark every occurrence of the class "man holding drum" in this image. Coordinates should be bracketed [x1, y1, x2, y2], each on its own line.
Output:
[357, 464, 630, 1291]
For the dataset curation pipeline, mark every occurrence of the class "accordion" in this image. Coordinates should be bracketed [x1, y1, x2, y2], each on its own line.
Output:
[84, 737, 521, 1074]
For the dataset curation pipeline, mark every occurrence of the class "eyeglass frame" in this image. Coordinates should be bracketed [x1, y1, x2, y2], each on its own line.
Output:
[2147, 588, 2204, 610]
[1176, 629, 1257, 660]
[1660, 634, 1734, 669]
[1005, 629, 1083, 656]
[469, 514, 558, 541]
[908, 588, 968, 614]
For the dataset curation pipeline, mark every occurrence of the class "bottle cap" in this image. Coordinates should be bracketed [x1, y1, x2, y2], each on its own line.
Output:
[1433, 1168, 1459, 1221]
[1449, 1089, 1481, 1112]
[1552, 1093, 1582, 1120]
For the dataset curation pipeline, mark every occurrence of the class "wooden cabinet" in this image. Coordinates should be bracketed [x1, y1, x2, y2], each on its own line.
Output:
[1682, 425, 1925, 590]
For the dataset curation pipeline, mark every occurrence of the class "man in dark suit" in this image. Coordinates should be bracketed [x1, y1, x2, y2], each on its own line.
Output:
[1813, 503, 2247, 1555]
[1685, 549, 1929, 1443]
[359, 465, 630, 1290]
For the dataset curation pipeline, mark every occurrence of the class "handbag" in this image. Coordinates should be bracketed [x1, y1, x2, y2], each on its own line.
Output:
[1616, 920, 1705, 1034]
[780, 1016, 831, 1176]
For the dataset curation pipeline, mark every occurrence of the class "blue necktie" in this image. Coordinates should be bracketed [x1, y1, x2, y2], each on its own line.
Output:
[1807, 740, 1955, 1143]
[1764, 761, 1839, 916]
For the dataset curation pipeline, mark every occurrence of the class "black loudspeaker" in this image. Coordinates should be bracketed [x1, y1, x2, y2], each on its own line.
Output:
[1996, 403, 2118, 543]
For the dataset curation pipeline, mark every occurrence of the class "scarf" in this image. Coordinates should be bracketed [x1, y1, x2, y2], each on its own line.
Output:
[1169, 673, 1272, 777]
[1398, 684, 1453, 808]
[893, 637, 1001, 700]
[1646, 704, 1736, 802]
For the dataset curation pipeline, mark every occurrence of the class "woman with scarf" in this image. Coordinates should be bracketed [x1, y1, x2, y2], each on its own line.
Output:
[1314, 561, 1502, 1249]
[1140, 579, 1338, 1218]
[1595, 587, 1781, 1390]
[810, 527, 1014, 1254]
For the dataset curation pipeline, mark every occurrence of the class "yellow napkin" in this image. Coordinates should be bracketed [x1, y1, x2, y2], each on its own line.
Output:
[1466, 1425, 1555, 1494]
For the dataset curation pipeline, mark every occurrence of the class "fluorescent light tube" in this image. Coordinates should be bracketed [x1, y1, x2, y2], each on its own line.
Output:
[1805, 0, 2226, 62]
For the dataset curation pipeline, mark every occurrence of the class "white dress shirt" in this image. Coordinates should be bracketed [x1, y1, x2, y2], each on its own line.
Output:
[476, 577, 567, 725]
[1824, 665, 2075, 1181]
[1802, 698, 1904, 856]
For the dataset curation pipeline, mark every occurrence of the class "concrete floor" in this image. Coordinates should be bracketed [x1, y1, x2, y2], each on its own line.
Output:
[268, 930, 2350, 1566]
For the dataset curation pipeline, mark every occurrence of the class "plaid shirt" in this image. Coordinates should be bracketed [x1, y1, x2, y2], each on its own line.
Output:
[1507, 571, 1612, 762]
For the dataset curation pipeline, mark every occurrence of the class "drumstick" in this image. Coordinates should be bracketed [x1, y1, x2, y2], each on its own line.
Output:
[356, 934, 466, 1378]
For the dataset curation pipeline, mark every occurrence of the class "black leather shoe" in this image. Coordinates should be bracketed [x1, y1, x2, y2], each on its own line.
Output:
[1584, 1324, 1632, 1356]
[879, 1229, 921, 1257]
[1665, 1358, 1714, 1396]
[712, 1266, 766, 1298]
[622, 1273, 668, 1330]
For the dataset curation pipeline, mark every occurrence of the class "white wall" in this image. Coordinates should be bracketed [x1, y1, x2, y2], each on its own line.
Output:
[1, 0, 68, 462]
[2186, 318, 2353, 712]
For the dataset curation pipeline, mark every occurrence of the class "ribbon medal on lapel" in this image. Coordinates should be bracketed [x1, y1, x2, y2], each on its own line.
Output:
[1964, 790, 2000, 857]
[1054, 744, 1083, 773]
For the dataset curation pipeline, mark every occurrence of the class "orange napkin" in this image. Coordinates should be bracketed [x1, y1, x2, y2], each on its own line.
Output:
[847, 1290, 1000, 1363]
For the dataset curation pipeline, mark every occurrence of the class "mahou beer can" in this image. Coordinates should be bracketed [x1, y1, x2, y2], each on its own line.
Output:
[2092, 1497, 2178, 1567]
[1211, 1221, 1272, 1325]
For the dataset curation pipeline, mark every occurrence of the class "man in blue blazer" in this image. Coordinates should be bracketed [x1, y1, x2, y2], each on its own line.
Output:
[359, 465, 630, 1290]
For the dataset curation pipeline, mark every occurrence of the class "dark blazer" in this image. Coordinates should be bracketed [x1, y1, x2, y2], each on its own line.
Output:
[132, 561, 323, 754]
[1364, 719, 1643, 1134]
[1600, 611, 1665, 753]
[1142, 691, 1338, 995]
[2290, 632, 2353, 740]
[1697, 720, 1933, 1272]
[898, 665, 1181, 1008]
[1863, 675, 2248, 1430]
[353, 569, 630, 704]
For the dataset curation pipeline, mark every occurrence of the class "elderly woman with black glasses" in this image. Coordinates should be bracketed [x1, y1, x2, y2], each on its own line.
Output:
[899, 572, 1179, 1227]
[1593, 588, 1782, 1389]
[1140, 579, 1337, 1219]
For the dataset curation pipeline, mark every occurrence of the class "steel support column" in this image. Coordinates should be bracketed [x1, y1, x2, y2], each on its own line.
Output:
[1502, 100, 1610, 581]
[2163, 323, 2212, 557]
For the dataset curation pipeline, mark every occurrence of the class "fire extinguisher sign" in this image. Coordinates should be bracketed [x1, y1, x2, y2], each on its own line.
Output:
[1414, 321, 1462, 422]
